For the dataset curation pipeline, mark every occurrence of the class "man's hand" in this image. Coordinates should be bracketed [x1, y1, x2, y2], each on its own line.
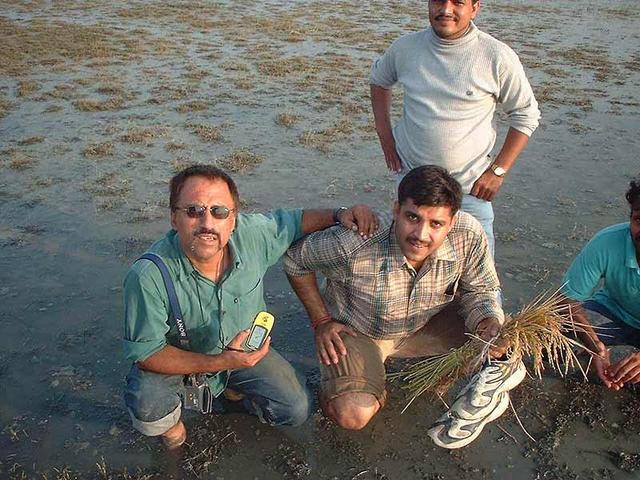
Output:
[470, 170, 505, 202]
[380, 137, 402, 173]
[314, 320, 357, 366]
[590, 341, 619, 389]
[475, 317, 509, 359]
[222, 330, 270, 369]
[339, 204, 379, 239]
[606, 352, 640, 388]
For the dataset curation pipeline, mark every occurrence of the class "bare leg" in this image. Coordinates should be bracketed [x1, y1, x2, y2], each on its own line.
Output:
[161, 420, 187, 449]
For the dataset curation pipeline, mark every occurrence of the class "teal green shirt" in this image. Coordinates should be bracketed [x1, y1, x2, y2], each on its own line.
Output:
[123, 209, 303, 396]
[562, 222, 640, 329]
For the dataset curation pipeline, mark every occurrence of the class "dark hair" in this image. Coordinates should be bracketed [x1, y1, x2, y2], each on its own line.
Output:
[169, 164, 240, 210]
[398, 165, 462, 214]
[626, 176, 640, 209]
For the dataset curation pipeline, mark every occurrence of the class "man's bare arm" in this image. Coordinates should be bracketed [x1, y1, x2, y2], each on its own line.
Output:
[287, 272, 356, 365]
[559, 295, 616, 389]
[370, 84, 402, 172]
[301, 206, 377, 239]
[137, 330, 270, 375]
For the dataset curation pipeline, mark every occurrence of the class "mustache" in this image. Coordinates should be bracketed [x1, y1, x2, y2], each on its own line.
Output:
[436, 14, 458, 21]
[408, 236, 431, 246]
[194, 228, 219, 237]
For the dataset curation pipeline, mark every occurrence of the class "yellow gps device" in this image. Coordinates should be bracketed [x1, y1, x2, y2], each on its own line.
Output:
[244, 311, 274, 351]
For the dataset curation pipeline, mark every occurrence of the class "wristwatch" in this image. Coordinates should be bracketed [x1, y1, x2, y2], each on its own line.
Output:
[489, 163, 508, 177]
[333, 206, 348, 225]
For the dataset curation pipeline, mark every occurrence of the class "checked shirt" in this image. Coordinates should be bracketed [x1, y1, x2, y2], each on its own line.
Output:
[283, 210, 503, 339]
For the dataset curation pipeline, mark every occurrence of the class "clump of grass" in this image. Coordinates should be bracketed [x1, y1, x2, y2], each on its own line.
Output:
[74, 96, 125, 112]
[389, 290, 592, 411]
[83, 142, 114, 157]
[165, 142, 186, 152]
[218, 149, 263, 173]
[121, 126, 169, 144]
[9, 151, 36, 170]
[17, 80, 39, 97]
[275, 111, 300, 127]
[233, 77, 253, 90]
[190, 123, 223, 143]
[17, 136, 44, 146]
[176, 100, 210, 113]
[44, 104, 64, 113]
[84, 172, 130, 197]
[299, 118, 353, 152]
[0, 98, 14, 118]
[172, 156, 193, 173]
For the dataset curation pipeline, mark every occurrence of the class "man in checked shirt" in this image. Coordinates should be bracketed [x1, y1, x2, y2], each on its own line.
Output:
[284, 165, 513, 432]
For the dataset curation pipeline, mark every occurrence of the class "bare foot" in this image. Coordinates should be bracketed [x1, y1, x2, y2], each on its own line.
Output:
[161, 421, 187, 449]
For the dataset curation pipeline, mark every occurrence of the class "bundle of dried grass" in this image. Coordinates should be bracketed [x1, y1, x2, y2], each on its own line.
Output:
[389, 289, 593, 410]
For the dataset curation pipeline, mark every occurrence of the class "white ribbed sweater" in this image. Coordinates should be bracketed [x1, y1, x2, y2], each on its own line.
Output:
[370, 23, 540, 193]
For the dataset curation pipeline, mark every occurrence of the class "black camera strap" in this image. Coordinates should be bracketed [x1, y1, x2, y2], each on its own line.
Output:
[137, 253, 190, 350]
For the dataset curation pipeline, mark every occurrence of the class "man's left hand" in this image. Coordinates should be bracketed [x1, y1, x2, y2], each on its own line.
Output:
[470, 170, 505, 202]
[339, 204, 378, 239]
[606, 352, 640, 386]
[475, 317, 509, 359]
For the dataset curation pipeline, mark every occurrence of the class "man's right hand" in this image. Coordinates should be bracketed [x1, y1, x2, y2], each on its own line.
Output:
[380, 137, 402, 173]
[591, 341, 621, 390]
[314, 320, 357, 366]
[222, 329, 270, 369]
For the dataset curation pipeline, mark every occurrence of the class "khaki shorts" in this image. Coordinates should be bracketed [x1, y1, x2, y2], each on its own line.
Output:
[319, 303, 467, 405]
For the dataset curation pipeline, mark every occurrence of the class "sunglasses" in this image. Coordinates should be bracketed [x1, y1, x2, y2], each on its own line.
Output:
[174, 204, 235, 219]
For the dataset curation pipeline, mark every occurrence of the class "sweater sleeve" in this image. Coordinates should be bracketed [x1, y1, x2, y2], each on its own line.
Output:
[497, 47, 540, 137]
[369, 41, 398, 88]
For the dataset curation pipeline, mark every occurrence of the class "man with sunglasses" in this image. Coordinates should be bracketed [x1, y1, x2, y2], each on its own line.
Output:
[123, 164, 377, 448]
[370, 0, 540, 256]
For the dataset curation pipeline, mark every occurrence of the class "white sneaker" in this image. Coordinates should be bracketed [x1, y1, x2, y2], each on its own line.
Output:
[449, 357, 526, 420]
[428, 391, 510, 449]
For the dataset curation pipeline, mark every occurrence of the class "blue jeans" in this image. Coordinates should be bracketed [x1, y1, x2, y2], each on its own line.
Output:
[124, 349, 312, 436]
[584, 301, 640, 348]
[460, 194, 495, 258]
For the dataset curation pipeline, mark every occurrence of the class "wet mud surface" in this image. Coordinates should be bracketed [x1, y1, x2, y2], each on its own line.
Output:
[1, 0, 640, 478]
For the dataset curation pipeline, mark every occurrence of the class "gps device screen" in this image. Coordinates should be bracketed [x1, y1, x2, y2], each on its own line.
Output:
[246, 325, 268, 350]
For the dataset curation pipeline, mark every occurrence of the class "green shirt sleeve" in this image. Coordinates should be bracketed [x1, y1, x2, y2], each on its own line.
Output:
[238, 208, 303, 268]
[562, 235, 606, 302]
[122, 262, 171, 363]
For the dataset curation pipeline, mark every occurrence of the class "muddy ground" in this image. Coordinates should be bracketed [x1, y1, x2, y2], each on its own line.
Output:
[1, 0, 639, 478]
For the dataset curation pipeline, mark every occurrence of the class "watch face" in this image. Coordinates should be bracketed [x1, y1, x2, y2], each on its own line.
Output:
[492, 166, 506, 177]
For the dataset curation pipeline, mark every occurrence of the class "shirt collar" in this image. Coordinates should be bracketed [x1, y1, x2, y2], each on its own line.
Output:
[428, 21, 479, 49]
[625, 227, 640, 270]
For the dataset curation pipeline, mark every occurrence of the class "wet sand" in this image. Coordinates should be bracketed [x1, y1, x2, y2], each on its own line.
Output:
[1, 1, 640, 478]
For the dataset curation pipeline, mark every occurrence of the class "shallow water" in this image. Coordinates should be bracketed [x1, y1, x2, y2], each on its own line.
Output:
[1, 0, 640, 478]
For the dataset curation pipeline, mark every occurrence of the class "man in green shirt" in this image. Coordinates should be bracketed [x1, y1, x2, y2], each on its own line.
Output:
[123, 164, 377, 448]
[562, 177, 640, 390]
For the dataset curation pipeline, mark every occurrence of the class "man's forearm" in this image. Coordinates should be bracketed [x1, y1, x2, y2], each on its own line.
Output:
[492, 127, 530, 172]
[370, 85, 394, 144]
[137, 345, 234, 375]
[300, 209, 337, 235]
[287, 272, 331, 327]
[560, 296, 601, 352]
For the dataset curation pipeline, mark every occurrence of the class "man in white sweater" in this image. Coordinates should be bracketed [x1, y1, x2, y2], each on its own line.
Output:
[370, 0, 540, 255]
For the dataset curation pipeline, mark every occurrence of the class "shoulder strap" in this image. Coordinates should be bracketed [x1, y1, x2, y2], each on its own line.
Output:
[137, 253, 190, 349]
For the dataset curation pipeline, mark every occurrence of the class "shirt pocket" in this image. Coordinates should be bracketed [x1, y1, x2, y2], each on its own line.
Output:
[224, 276, 264, 329]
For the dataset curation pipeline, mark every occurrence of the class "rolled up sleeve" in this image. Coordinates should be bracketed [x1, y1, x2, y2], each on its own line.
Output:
[123, 267, 170, 364]
[457, 232, 503, 332]
[284, 227, 349, 279]
[498, 48, 540, 137]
